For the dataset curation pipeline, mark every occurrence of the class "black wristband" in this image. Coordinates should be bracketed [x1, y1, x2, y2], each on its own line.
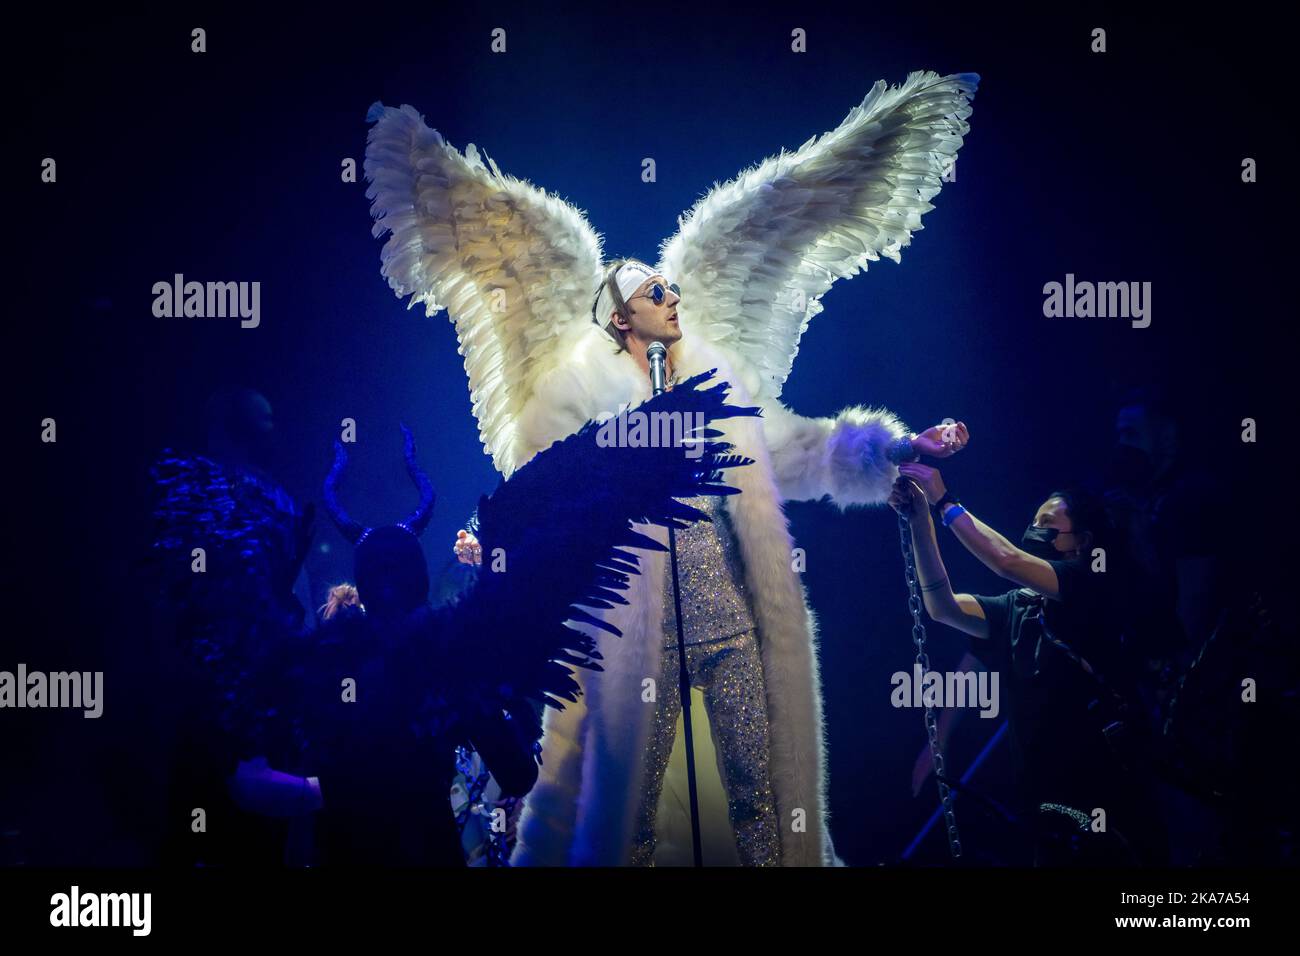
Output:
[887, 436, 919, 465]
[932, 491, 960, 512]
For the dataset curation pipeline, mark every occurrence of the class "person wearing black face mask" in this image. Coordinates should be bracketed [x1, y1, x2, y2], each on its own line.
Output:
[890, 464, 1165, 865]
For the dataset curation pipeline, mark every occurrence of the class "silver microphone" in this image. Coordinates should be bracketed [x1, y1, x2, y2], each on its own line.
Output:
[647, 341, 668, 395]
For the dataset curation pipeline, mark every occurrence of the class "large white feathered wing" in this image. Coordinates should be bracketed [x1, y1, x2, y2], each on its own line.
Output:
[656, 70, 978, 401]
[364, 103, 606, 476]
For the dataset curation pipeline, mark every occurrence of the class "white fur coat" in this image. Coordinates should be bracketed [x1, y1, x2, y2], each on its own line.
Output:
[507, 325, 908, 866]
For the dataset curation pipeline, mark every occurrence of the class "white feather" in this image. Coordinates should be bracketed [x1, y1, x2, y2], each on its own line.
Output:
[364, 103, 606, 476]
[655, 70, 979, 400]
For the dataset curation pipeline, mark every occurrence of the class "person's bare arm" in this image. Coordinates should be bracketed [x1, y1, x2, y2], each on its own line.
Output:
[900, 462, 1062, 599]
[947, 508, 1061, 597]
[889, 477, 988, 639]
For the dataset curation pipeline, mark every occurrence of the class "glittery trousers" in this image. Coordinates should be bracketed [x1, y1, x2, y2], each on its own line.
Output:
[629, 497, 782, 866]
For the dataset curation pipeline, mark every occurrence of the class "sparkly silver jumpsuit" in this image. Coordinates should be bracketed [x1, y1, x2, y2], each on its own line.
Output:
[629, 495, 782, 866]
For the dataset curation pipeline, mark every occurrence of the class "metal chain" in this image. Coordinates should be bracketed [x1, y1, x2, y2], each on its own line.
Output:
[898, 513, 962, 859]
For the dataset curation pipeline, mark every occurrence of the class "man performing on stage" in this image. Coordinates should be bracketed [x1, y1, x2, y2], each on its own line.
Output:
[363, 69, 978, 865]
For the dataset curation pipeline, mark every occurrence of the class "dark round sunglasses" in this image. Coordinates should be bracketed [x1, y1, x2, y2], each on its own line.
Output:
[626, 282, 680, 307]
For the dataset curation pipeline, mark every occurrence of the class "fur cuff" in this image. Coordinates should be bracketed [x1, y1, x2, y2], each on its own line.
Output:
[763, 401, 909, 508]
[825, 405, 910, 507]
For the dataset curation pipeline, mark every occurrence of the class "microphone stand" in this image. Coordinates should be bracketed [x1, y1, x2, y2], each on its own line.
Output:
[650, 343, 704, 867]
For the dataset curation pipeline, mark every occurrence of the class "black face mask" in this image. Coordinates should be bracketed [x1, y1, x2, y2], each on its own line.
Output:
[1022, 525, 1065, 562]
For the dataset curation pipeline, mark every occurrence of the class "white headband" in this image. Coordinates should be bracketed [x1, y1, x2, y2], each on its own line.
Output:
[593, 260, 672, 330]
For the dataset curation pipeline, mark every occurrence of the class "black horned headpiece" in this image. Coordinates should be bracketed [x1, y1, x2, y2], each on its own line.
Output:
[322, 423, 436, 546]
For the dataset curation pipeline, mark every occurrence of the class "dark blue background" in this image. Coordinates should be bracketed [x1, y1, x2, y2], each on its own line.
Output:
[11, 4, 1285, 865]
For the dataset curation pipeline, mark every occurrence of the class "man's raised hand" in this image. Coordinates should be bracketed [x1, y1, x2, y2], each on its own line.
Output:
[454, 529, 483, 566]
[911, 420, 969, 459]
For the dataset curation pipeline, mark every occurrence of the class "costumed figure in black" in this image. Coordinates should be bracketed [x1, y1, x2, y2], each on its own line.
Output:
[144, 387, 313, 865]
[152, 374, 760, 865]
